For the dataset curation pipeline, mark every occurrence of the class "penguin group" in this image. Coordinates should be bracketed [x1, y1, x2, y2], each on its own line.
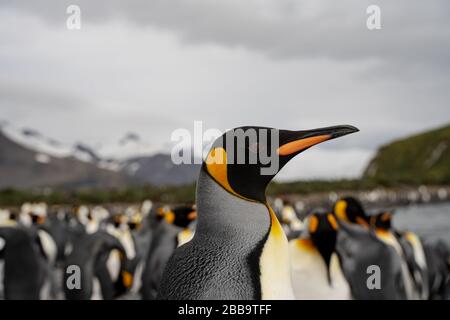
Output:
[0, 200, 197, 300]
[1, 125, 449, 300]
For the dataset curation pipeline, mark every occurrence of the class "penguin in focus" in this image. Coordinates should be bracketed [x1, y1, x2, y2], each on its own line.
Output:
[141, 204, 197, 300]
[333, 197, 409, 299]
[158, 125, 359, 300]
[290, 212, 351, 299]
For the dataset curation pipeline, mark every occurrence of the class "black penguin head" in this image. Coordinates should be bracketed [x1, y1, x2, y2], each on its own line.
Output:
[203, 125, 359, 203]
[370, 212, 393, 230]
[163, 205, 197, 228]
[29, 212, 46, 225]
[128, 213, 143, 231]
[308, 212, 339, 284]
[333, 196, 369, 227]
[112, 214, 126, 228]
[9, 209, 18, 221]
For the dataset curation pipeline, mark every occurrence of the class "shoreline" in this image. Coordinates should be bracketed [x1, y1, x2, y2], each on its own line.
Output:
[273, 185, 450, 214]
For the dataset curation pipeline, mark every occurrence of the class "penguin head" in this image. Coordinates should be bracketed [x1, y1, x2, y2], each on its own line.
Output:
[9, 209, 18, 221]
[203, 125, 359, 203]
[112, 213, 128, 229]
[128, 213, 143, 231]
[308, 212, 339, 236]
[163, 205, 197, 228]
[370, 211, 393, 230]
[333, 197, 369, 227]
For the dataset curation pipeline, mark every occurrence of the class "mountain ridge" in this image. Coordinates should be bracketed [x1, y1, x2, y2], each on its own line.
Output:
[0, 124, 200, 189]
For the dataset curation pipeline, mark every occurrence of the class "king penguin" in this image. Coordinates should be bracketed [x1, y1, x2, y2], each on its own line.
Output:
[333, 197, 409, 299]
[141, 204, 197, 300]
[370, 211, 426, 299]
[290, 212, 351, 299]
[158, 125, 359, 300]
[64, 230, 132, 300]
[0, 225, 49, 299]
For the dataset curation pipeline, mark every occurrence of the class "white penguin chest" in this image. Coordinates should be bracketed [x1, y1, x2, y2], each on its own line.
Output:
[259, 209, 295, 300]
[289, 240, 351, 300]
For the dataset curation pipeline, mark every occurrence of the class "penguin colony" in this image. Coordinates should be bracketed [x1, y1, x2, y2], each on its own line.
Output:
[0, 125, 449, 300]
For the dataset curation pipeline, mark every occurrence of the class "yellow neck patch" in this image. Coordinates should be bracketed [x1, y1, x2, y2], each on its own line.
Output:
[295, 238, 316, 252]
[121, 271, 133, 288]
[375, 228, 390, 239]
[267, 204, 284, 238]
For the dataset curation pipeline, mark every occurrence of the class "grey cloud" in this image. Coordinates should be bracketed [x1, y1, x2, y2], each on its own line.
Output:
[0, 82, 89, 114]
[1, 1, 449, 179]
[2, 0, 450, 70]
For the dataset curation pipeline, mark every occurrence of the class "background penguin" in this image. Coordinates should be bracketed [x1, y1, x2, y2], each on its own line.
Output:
[45, 206, 70, 266]
[18, 202, 58, 299]
[333, 197, 409, 299]
[370, 211, 427, 299]
[368, 211, 417, 299]
[279, 200, 305, 238]
[0, 225, 49, 299]
[290, 212, 351, 299]
[141, 204, 197, 300]
[0, 209, 17, 227]
[103, 211, 139, 298]
[422, 239, 450, 299]
[63, 230, 132, 300]
[158, 125, 359, 300]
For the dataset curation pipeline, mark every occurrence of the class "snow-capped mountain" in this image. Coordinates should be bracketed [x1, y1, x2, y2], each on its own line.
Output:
[0, 122, 199, 189]
[96, 132, 161, 162]
[1, 123, 100, 164]
[0, 127, 131, 190]
[0, 124, 157, 168]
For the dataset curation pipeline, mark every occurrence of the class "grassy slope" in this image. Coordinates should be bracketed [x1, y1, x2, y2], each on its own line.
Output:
[363, 124, 450, 185]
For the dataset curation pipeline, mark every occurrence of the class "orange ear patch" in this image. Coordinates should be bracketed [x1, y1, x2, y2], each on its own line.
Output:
[205, 147, 235, 195]
[309, 215, 319, 233]
[37, 216, 46, 225]
[327, 214, 338, 230]
[187, 211, 197, 220]
[205, 147, 254, 202]
[164, 211, 175, 224]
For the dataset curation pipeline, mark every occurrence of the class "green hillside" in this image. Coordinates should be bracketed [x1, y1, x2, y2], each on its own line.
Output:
[363, 124, 450, 185]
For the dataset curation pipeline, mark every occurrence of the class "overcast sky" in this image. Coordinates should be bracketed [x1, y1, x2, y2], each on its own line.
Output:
[1, 0, 449, 180]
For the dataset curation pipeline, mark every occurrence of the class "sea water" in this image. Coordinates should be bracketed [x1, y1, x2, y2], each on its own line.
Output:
[394, 202, 450, 246]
